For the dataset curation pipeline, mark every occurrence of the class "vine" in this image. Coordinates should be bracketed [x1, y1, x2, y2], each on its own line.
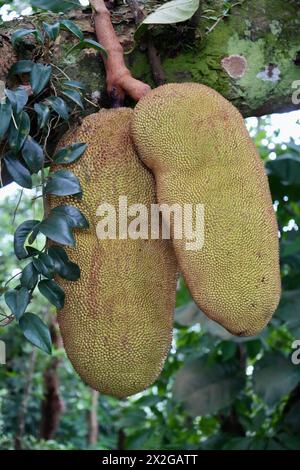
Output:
[0, 19, 105, 354]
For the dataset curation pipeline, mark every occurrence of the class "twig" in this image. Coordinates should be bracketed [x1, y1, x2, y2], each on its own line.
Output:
[12, 189, 24, 226]
[147, 40, 166, 86]
[126, 0, 166, 86]
[91, 0, 150, 105]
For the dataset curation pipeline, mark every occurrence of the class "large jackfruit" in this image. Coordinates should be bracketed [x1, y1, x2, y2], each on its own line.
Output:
[132, 83, 281, 336]
[49, 108, 178, 397]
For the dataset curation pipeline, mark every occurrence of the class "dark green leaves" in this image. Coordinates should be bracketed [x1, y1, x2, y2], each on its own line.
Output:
[38, 279, 65, 309]
[48, 246, 80, 281]
[22, 137, 44, 173]
[61, 88, 83, 109]
[19, 312, 52, 354]
[34, 102, 50, 129]
[43, 21, 60, 41]
[4, 153, 32, 189]
[53, 143, 87, 164]
[46, 96, 69, 120]
[45, 170, 82, 196]
[30, 63, 52, 95]
[68, 39, 107, 57]
[60, 19, 83, 39]
[30, 0, 80, 13]
[38, 205, 87, 246]
[14, 219, 40, 259]
[8, 111, 30, 153]
[253, 352, 300, 407]
[173, 355, 245, 416]
[9, 60, 34, 75]
[39, 215, 75, 246]
[5, 87, 28, 115]
[5, 287, 30, 319]
[0, 102, 12, 139]
[33, 253, 55, 279]
[20, 262, 39, 289]
[62, 80, 85, 91]
[11, 29, 36, 46]
[51, 205, 89, 228]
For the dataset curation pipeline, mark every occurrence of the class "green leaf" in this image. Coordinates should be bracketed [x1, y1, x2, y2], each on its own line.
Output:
[39, 215, 75, 246]
[275, 289, 300, 336]
[45, 170, 82, 196]
[68, 39, 107, 57]
[253, 352, 300, 407]
[62, 80, 86, 91]
[34, 29, 44, 45]
[11, 29, 36, 47]
[60, 19, 83, 39]
[8, 111, 30, 153]
[4, 287, 30, 319]
[53, 142, 87, 164]
[34, 102, 50, 129]
[30, 63, 52, 95]
[9, 60, 34, 75]
[173, 355, 245, 416]
[0, 102, 12, 140]
[51, 205, 89, 229]
[22, 137, 44, 173]
[31, 0, 80, 13]
[4, 153, 32, 189]
[5, 87, 28, 114]
[14, 219, 40, 259]
[33, 253, 55, 279]
[266, 155, 300, 186]
[25, 246, 41, 256]
[61, 88, 83, 109]
[281, 237, 300, 257]
[38, 279, 65, 309]
[143, 0, 199, 25]
[46, 96, 69, 120]
[48, 245, 80, 281]
[19, 312, 52, 354]
[20, 262, 39, 289]
[43, 21, 60, 41]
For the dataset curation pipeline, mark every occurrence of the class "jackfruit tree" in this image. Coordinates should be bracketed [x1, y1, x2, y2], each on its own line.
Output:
[0, 0, 300, 451]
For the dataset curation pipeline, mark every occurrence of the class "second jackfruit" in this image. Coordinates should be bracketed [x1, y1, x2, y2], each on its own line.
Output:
[132, 83, 281, 336]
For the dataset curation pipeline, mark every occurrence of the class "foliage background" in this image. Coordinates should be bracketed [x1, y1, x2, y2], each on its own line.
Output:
[1, 0, 300, 451]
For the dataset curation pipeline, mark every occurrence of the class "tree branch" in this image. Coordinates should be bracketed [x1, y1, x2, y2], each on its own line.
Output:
[91, 0, 150, 105]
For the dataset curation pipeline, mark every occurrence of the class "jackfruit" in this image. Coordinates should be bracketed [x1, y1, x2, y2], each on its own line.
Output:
[131, 83, 281, 336]
[49, 108, 178, 397]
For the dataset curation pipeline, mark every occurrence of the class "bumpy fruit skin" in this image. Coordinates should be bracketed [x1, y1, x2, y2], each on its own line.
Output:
[49, 108, 178, 397]
[132, 83, 281, 336]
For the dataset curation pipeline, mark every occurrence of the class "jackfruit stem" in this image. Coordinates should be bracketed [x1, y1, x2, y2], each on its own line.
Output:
[91, 0, 151, 104]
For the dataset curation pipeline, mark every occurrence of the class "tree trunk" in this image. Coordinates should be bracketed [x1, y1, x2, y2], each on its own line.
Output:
[87, 389, 99, 446]
[0, 0, 299, 118]
[40, 316, 64, 440]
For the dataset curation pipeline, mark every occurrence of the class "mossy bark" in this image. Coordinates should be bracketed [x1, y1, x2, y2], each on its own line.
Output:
[0, 0, 299, 118]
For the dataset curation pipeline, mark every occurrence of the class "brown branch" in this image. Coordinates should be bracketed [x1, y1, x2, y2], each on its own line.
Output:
[91, 0, 150, 105]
